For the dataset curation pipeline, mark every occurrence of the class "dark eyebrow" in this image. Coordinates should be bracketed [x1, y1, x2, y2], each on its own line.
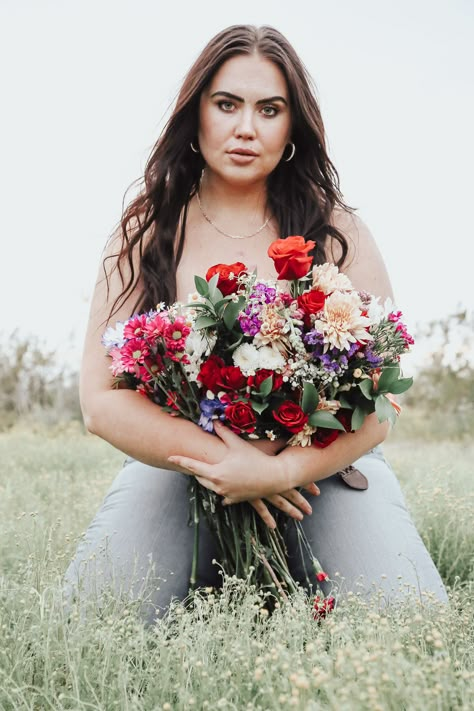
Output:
[210, 91, 288, 106]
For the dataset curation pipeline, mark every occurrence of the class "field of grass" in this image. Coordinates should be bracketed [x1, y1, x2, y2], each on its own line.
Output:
[0, 423, 473, 710]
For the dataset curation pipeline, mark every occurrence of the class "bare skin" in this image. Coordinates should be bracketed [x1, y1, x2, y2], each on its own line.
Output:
[81, 53, 394, 530]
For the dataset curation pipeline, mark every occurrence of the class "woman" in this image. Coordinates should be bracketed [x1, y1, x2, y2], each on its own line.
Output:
[64, 25, 447, 624]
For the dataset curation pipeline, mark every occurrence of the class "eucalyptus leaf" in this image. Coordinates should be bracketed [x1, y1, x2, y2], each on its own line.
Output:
[359, 378, 374, 400]
[351, 405, 366, 431]
[302, 381, 319, 414]
[207, 273, 220, 299]
[258, 375, 273, 397]
[377, 364, 401, 393]
[338, 394, 354, 409]
[223, 296, 245, 330]
[375, 394, 397, 424]
[194, 275, 209, 297]
[387, 377, 413, 394]
[250, 400, 269, 415]
[308, 411, 346, 431]
[195, 315, 219, 330]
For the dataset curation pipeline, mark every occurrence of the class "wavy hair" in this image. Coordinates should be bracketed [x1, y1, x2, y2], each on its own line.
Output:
[105, 24, 353, 320]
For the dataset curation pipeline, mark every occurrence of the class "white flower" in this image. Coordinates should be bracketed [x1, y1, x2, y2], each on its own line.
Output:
[102, 322, 125, 349]
[313, 290, 373, 352]
[185, 330, 216, 359]
[288, 423, 317, 447]
[312, 263, 353, 295]
[256, 345, 285, 370]
[232, 343, 261, 374]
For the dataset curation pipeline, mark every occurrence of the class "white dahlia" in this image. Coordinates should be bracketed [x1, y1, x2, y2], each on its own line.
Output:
[313, 290, 373, 352]
[256, 345, 286, 370]
[312, 263, 353, 294]
[232, 343, 261, 375]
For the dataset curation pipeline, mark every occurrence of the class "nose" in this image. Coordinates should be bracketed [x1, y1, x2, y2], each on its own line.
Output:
[234, 107, 256, 140]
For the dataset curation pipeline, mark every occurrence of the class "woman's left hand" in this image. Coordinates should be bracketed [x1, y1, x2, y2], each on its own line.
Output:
[168, 420, 289, 501]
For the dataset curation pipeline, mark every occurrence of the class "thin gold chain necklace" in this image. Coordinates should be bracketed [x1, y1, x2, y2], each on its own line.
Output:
[196, 189, 271, 240]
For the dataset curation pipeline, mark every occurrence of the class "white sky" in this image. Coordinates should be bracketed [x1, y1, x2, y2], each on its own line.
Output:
[1, 0, 473, 370]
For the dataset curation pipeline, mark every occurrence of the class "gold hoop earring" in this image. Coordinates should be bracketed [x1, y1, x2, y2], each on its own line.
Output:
[284, 142, 296, 162]
[190, 141, 200, 154]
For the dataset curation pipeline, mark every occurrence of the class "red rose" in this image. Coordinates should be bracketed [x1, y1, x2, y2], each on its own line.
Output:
[197, 355, 224, 391]
[313, 428, 339, 448]
[336, 408, 353, 432]
[273, 401, 308, 434]
[205, 262, 247, 296]
[252, 369, 284, 392]
[225, 401, 256, 433]
[297, 290, 326, 316]
[267, 236, 315, 280]
[217, 366, 247, 391]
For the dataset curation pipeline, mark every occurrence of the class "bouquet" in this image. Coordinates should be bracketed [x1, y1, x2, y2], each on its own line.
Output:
[103, 236, 414, 614]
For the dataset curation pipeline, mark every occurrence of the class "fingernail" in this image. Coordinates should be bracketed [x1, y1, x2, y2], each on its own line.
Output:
[296, 513, 304, 521]
[305, 506, 312, 514]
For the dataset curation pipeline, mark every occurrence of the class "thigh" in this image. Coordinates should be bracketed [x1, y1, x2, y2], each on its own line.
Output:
[63, 458, 222, 625]
[284, 447, 449, 605]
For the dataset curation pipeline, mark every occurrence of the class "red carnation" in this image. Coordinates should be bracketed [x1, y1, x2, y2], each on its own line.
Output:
[197, 355, 225, 392]
[313, 595, 335, 621]
[205, 262, 247, 296]
[267, 236, 315, 281]
[225, 401, 256, 434]
[273, 401, 308, 434]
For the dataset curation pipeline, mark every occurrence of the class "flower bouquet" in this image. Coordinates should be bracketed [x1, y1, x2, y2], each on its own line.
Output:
[103, 236, 414, 613]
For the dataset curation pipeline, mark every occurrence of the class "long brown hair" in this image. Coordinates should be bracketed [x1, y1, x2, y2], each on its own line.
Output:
[105, 24, 353, 320]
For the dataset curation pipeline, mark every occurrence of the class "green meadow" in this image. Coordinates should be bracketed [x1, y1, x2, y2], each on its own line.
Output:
[0, 422, 473, 710]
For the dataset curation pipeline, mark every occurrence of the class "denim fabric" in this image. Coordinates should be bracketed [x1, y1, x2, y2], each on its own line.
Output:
[63, 446, 448, 625]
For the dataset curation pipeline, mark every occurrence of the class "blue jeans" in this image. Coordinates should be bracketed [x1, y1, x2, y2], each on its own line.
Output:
[63, 447, 448, 624]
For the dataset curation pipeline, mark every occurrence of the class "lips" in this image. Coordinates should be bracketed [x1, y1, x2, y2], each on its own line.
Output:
[228, 148, 258, 156]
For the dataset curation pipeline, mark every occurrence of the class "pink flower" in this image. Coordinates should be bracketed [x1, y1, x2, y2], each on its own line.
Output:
[316, 571, 329, 582]
[163, 317, 191, 353]
[388, 310, 402, 322]
[109, 346, 126, 376]
[144, 313, 167, 341]
[120, 338, 150, 372]
[124, 314, 149, 340]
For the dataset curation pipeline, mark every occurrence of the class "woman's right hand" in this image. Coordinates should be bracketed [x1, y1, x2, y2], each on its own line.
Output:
[245, 437, 320, 529]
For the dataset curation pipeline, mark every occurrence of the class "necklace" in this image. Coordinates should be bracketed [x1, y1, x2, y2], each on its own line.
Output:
[196, 189, 271, 240]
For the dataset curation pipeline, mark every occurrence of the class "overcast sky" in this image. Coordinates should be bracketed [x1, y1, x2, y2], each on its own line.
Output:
[1, 0, 473, 370]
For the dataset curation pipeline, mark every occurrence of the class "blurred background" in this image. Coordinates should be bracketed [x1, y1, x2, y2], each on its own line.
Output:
[1, 0, 473, 433]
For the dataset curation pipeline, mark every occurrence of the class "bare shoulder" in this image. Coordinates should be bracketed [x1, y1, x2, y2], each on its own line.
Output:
[328, 206, 394, 302]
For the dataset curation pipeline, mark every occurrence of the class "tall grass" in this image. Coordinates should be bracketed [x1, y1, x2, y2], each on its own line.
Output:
[0, 425, 473, 710]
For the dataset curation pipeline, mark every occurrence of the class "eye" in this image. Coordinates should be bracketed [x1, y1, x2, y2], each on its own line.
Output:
[218, 100, 235, 112]
[261, 105, 279, 117]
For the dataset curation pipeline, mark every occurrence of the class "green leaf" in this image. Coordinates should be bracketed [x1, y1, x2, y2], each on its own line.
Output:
[351, 405, 367, 431]
[213, 298, 228, 316]
[250, 400, 269, 415]
[359, 378, 374, 400]
[308, 411, 346, 431]
[302, 381, 319, 414]
[258, 375, 273, 397]
[375, 394, 397, 424]
[223, 296, 245, 330]
[377, 364, 401, 393]
[337, 394, 354, 409]
[207, 273, 220, 299]
[387, 377, 413, 394]
[194, 315, 219, 330]
[194, 275, 209, 297]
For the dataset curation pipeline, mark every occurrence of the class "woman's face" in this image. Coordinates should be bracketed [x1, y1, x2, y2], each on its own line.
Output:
[198, 53, 292, 187]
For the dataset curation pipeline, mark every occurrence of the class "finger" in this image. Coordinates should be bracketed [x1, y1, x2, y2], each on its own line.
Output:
[279, 490, 313, 516]
[213, 420, 242, 449]
[249, 499, 277, 530]
[303, 482, 320, 496]
[266, 494, 305, 520]
[167, 455, 210, 478]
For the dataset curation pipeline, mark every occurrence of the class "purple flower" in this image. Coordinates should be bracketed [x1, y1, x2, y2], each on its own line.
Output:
[363, 347, 383, 366]
[198, 397, 226, 432]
